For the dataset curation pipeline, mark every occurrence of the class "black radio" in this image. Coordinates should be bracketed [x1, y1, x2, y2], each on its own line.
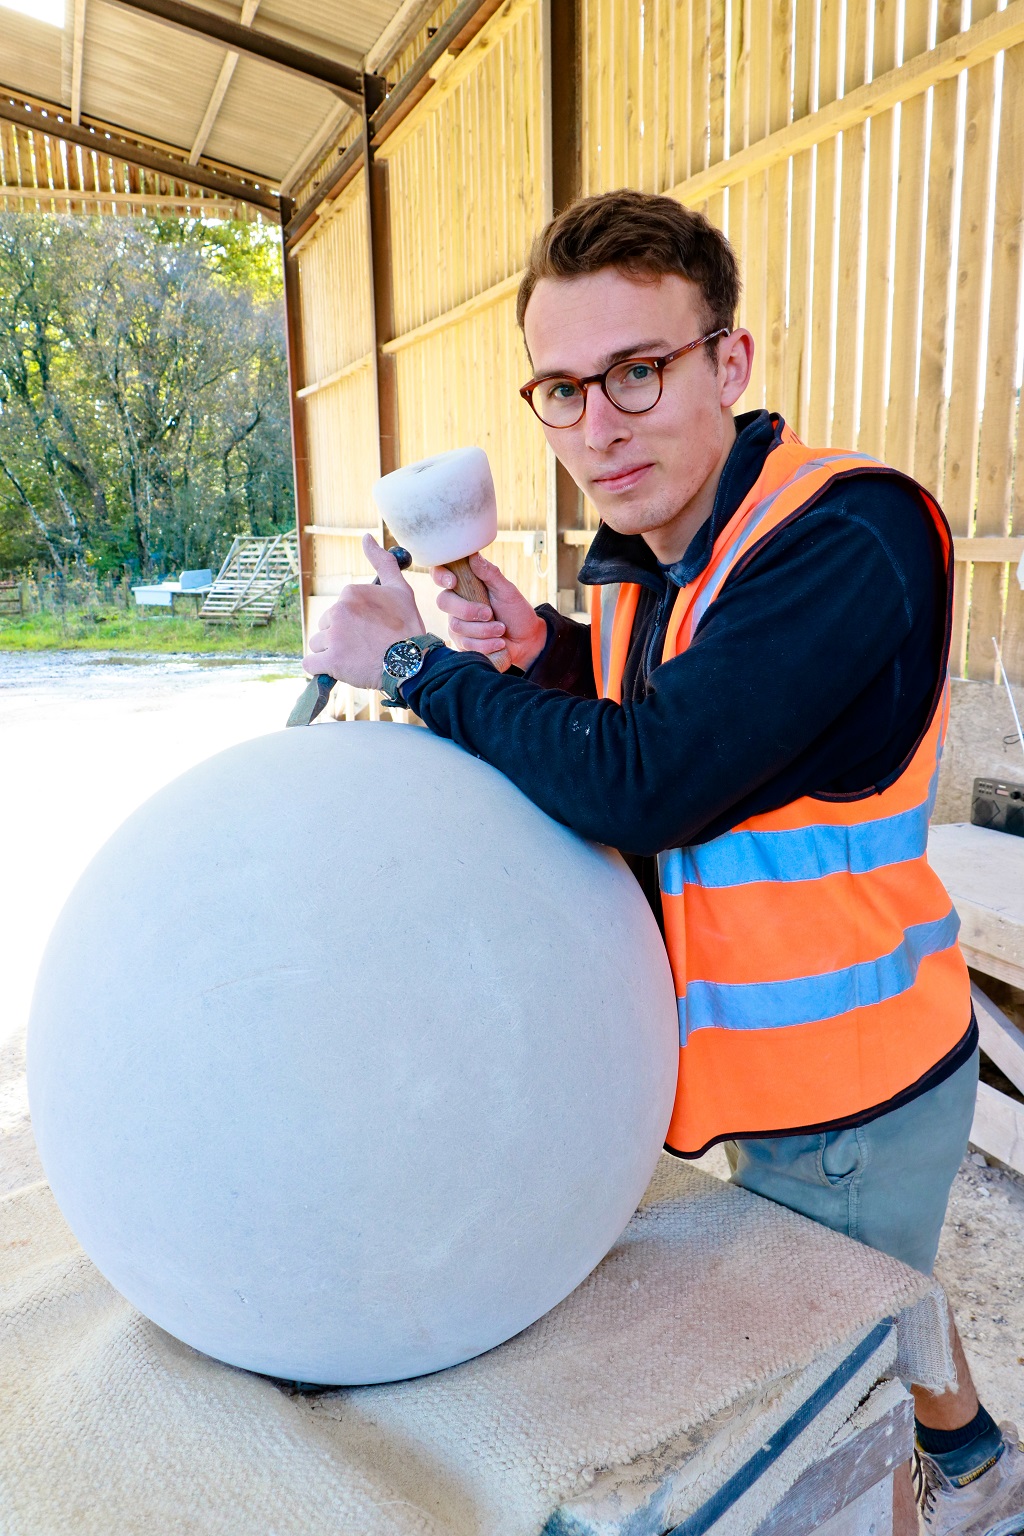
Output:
[971, 777, 1024, 838]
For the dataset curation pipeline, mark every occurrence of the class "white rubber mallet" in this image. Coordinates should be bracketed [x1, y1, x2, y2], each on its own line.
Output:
[372, 447, 511, 673]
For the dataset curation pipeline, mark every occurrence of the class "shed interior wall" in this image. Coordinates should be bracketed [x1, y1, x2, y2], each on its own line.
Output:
[287, 0, 1024, 687]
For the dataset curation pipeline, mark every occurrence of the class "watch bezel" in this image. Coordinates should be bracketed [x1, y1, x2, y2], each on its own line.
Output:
[382, 638, 425, 682]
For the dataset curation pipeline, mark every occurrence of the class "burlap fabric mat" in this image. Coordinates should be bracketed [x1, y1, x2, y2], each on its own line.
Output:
[0, 1029, 950, 1535]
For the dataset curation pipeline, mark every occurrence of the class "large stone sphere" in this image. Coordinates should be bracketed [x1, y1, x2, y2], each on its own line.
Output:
[28, 723, 677, 1384]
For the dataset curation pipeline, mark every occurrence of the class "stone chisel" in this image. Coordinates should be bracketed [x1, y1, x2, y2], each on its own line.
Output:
[285, 547, 412, 727]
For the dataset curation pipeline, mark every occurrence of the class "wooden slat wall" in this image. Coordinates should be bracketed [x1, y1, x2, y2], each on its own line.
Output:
[293, 0, 554, 632]
[294, 175, 380, 604]
[379, 0, 550, 606]
[0, 119, 252, 219]
[575, 0, 1024, 684]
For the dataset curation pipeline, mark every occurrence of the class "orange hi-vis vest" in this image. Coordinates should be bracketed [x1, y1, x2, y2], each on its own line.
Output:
[591, 426, 972, 1157]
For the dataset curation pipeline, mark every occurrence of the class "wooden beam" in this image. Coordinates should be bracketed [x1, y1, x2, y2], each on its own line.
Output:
[281, 0, 502, 246]
[0, 188, 248, 213]
[277, 100, 352, 196]
[971, 1081, 1024, 1176]
[365, 0, 438, 72]
[972, 984, 1024, 1098]
[380, 271, 523, 354]
[952, 536, 1024, 563]
[283, 135, 364, 249]
[279, 198, 315, 640]
[669, 0, 1024, 207]
[0, 82, 273, 181]
[0, 92, 279, 211]
[754, 1384, 913, 1536]
[369, 0, 503, 139]
[363, 78, 399, 481]
[295, 353, 372, 399]
[188, 0, 261, 166]
[70, 0, 87, 126]
[546, 0, 581, 612]
[101, 0, 375, 105]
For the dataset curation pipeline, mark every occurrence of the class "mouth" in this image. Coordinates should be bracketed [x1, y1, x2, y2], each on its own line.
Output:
[591, 463, 655, 493]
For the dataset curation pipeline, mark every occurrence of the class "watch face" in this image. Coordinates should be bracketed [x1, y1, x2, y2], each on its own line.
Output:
[384, 640, 423, 681]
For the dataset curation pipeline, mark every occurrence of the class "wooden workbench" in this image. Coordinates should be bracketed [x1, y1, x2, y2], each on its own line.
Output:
[928, 823, 1024, 1176]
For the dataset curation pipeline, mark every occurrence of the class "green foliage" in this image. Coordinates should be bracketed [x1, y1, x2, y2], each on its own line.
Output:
[0, 602, 302, 655]
[0, 213, 293, 581]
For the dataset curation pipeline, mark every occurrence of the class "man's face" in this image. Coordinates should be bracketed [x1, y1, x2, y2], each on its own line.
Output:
[522, 269, 751, 552]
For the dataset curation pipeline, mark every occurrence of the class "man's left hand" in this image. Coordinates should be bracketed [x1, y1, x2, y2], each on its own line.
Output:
[303, 534, 427, 688]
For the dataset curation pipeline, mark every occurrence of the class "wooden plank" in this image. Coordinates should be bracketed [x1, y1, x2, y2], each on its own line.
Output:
[742, 0, 770, 407]
[971, 984, 1024, 1098]
[763, 0, 792, 411]
[280, 207, 315, 640]
[946, 8, 997, 682]
[70, 0, 87, 126]
[754, 1384, 912, 1536]
[295, 353, 372, 400]
[857, 0, 899, 460]
[883, 0, 930, 477]
[783, 0, 816, 435]
[381, 271, 523, 354]
[970, 1081, 1024, 1176]
[807, 0, 841, 445]
[968, 42, 1024, 687]
[668, 0, 1024, 207]
[913, 2, 962, 504]
[953, 537, 1024, 563]
[830, 0, 868, 448]
[928, 822, 1024, 989]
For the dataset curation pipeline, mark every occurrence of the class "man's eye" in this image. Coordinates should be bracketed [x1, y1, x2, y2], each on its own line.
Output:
[544, 380, 582, 401]
[624, 363, 654, 382]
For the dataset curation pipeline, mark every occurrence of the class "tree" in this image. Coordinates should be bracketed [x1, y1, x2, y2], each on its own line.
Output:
[0, 214, 294, 578]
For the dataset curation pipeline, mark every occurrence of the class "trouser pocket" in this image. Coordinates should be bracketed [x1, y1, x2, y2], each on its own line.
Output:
[818, 1126, 865, 1186]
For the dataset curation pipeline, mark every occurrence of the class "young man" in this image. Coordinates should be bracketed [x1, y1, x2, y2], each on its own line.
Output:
[305, 190, 1024, 1535]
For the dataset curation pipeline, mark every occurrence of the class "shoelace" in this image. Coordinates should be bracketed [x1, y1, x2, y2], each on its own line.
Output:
[913, 1450, 940, 1519]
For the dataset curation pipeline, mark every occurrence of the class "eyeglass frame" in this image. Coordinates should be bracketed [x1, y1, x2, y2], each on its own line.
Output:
[518, 328, 731, 428]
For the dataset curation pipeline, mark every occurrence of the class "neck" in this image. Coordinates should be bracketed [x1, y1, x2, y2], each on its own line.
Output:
[642, 412, 738, 565]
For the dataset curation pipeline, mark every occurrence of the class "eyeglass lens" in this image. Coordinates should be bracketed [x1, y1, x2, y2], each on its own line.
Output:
[532, 359, 662, 427]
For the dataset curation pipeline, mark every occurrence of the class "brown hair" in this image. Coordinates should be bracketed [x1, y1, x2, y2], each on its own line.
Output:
[516, 189, 740, 355]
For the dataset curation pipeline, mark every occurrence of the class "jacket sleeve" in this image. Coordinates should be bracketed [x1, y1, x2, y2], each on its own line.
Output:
[401, 489, 937, 855]
[522, 603, 597, 697]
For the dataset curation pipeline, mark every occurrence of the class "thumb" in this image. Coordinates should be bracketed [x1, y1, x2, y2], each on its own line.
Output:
[363, 533, 409, 588]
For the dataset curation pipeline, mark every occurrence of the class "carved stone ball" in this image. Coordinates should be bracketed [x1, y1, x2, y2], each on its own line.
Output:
[28, 723, 678, 1385]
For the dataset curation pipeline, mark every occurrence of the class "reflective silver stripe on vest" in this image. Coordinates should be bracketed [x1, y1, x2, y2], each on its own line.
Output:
[600, 582, 620, 696]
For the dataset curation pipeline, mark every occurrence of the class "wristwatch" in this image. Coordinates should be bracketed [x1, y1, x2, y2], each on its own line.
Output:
[379, 633, 446, 707]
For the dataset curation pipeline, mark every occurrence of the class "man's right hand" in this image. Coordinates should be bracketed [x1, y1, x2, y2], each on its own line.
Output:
[431, 553, 548, 671]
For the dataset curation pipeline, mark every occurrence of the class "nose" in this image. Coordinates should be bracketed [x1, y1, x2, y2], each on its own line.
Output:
[583, 385, 631, 453]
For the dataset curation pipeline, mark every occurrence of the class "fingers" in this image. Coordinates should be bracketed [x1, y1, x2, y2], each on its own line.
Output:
[448, 616, 506, 640]
[435, 588, 495, 622]
[363, 533, 410, 588]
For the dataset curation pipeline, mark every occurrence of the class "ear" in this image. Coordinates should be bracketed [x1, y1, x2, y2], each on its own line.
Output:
[719, 329, 754, 409]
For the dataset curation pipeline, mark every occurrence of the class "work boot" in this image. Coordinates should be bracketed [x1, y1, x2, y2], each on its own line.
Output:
[915, 1422, 1024, 1535]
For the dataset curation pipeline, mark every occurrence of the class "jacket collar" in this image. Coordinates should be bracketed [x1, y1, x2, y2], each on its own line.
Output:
[578, 409, 785, 592]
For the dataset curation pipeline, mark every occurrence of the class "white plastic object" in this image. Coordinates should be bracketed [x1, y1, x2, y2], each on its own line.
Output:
[372, 447, 498, 567]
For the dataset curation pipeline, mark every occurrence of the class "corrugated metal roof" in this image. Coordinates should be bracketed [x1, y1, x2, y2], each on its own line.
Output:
[0, 0, 416, 196]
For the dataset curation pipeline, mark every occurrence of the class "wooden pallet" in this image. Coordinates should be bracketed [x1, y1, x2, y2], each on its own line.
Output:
[199, 532, 298, 625]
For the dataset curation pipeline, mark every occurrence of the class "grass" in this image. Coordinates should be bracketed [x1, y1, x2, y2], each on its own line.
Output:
[0, 604, 304, 657]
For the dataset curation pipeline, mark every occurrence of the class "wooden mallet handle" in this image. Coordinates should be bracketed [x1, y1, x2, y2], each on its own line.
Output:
[447, 555, 511, 673]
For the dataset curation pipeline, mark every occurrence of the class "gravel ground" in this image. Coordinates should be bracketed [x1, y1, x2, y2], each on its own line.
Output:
[4, 651, 1023, 1431]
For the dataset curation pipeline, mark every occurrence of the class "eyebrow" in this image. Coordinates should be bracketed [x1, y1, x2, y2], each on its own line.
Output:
[532, 340, 671, 380]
